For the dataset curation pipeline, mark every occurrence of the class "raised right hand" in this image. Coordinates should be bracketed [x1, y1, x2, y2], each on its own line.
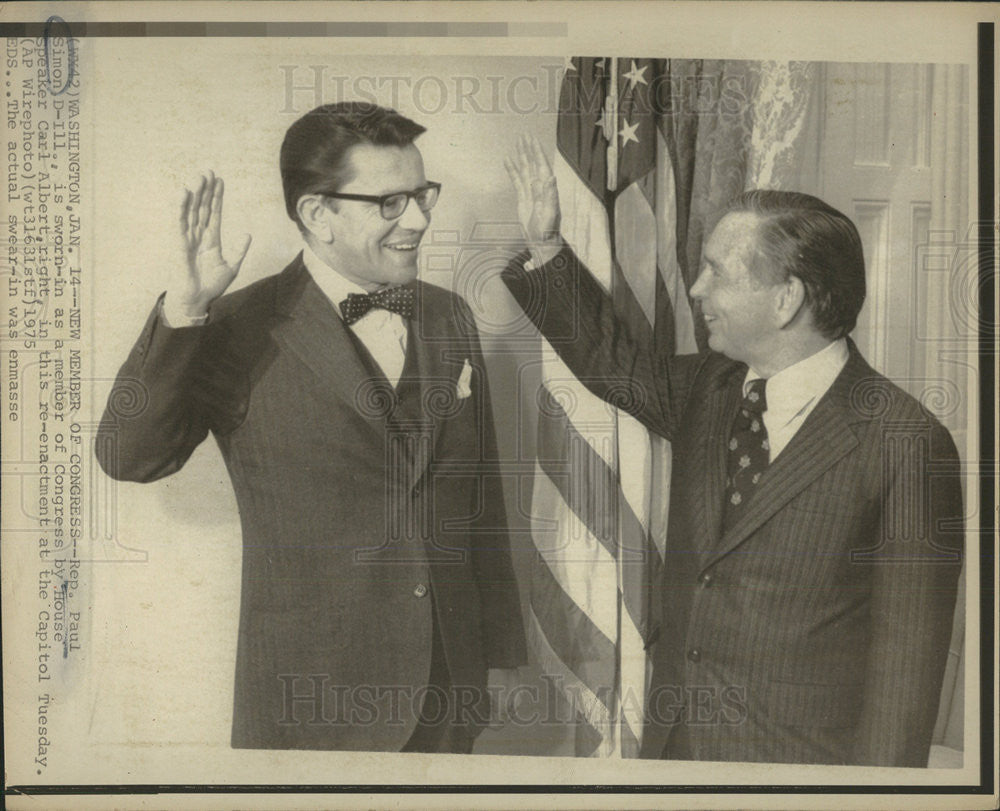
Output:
[165, 171, 251, 321]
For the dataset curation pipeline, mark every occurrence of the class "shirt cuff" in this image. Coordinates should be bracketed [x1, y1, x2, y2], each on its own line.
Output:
[159, 296, 209, 328]
[525, 239, 565, 271]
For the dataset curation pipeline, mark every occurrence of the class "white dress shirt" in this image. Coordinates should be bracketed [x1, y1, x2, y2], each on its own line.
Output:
[745, 338, 849, 462]
[302, 245, 409, 387]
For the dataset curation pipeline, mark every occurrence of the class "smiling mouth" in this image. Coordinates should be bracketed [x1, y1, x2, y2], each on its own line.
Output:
[383, 240, 421, 252]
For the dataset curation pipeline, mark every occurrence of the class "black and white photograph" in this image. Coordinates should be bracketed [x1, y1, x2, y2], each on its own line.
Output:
[1, 2, 995, 808]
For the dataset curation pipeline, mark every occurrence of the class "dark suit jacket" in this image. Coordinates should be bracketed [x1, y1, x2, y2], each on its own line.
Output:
[97, 254, 527, 751]
[503, 247, 963, 766]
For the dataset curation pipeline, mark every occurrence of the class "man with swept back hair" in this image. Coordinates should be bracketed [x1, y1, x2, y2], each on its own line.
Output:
[97, 102, 526, 753]
[503, 140, 963, 766]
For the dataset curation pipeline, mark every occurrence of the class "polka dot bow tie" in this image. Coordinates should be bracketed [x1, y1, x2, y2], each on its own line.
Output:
[340, 287, 415, 326]
[723, 377, 769, 531]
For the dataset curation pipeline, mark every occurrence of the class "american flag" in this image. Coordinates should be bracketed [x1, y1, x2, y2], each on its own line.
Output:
[527, 57, 699, 757]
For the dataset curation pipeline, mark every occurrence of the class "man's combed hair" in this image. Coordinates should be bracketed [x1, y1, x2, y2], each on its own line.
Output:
[727, 190, 867, 341]
[280, 102, 427, 226]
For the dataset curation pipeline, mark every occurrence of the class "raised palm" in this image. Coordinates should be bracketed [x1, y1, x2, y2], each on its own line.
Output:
[504, 134, 561, 247]
[170, 172, 251, 319]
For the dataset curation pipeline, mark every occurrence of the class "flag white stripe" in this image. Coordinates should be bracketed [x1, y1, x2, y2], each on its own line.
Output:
[531, 460, 620, 643]
[613, 182, 659, 325]
[541, 346, 618, 471]
[615, 408, 654, 536]
[552, 151, 614, 291]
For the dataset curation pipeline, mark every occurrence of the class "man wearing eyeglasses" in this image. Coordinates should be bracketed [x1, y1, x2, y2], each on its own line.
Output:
[96, 102, 527, 753]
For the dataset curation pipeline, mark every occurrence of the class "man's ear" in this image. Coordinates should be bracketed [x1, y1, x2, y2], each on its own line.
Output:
[297, 195, 334, 243]
[776, 275, 807, 329]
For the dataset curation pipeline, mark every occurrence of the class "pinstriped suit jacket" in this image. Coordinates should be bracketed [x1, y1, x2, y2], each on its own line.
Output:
[97, 255, 526, 751]
[503, 247, 963, 766]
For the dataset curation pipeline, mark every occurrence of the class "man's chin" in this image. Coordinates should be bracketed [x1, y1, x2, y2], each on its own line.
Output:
[380, 252, 419, 278]
[380, 265, 419, 286]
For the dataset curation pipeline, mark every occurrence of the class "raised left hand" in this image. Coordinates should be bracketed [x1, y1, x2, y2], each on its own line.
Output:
[504, 134, 563, 266]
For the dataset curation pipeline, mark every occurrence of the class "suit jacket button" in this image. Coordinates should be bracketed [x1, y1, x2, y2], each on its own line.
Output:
[413, 583, 428, 598]
[687, 648, 701, 663]
[700, 572, 713, 587]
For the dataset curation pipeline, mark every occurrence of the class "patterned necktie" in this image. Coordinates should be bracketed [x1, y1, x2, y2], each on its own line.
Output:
[723, 378, 769, 531]
[340, 286, 415, 326]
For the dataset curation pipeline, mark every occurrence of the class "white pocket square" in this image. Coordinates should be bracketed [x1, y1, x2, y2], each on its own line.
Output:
[456, 359, 473, 399]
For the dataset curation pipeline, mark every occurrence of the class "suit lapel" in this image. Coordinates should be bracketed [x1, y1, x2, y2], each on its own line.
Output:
[700, 347, 872, 572]
[270, 256, 390, 435]
[398, 283, 457, 493]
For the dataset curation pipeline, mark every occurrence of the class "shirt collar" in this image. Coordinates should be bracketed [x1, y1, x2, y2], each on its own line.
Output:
[745, 338, 849, 427]
[301, 244, 376, 318]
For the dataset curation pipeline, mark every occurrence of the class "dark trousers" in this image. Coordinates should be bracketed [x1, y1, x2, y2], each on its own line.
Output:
[401, 609, 475, 754]
[662, 722, 692, 759]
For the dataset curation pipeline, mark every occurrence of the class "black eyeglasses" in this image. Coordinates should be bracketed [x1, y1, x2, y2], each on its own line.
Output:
[318, 181, 442, 220]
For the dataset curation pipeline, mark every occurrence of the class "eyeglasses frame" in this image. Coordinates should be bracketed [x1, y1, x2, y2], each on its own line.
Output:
[317, 181, 442, 220]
